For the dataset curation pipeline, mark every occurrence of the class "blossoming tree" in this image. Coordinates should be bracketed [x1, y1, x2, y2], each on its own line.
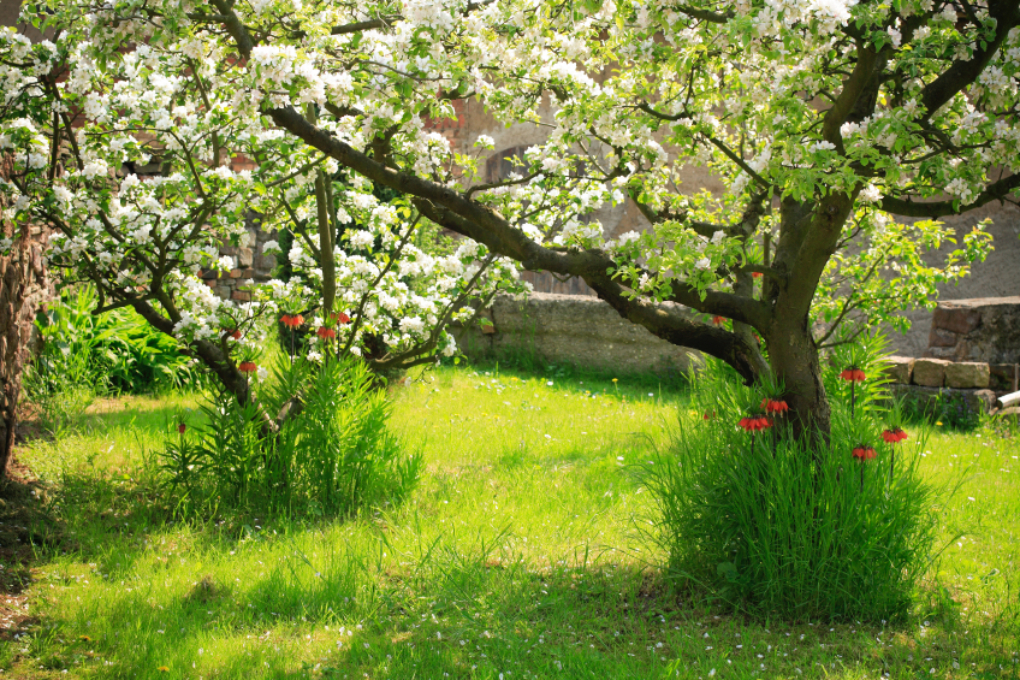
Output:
[0, 9, 523, 435]
[7, 0, 1020, 440]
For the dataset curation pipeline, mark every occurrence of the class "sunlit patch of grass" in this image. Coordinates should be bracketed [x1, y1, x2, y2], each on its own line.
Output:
[1, 367, 1017, 679]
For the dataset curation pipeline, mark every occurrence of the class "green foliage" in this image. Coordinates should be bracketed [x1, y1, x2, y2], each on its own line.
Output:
[27, 285, 203, 398]
[23, 285, 203, 433]
[643, 339, 945, 621]
[897, 389, 985, 432]
[160, 357, 421, 517]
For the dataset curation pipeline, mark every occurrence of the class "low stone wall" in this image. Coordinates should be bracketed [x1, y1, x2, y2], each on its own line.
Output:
[453, 292, 696, 375]
[884, 355, 1017, 415]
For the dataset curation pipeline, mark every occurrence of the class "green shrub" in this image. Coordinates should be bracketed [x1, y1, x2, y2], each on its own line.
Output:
[643, 337, 944, 621]
[160, 357, 421, 517]
[27, 285, 203, 399]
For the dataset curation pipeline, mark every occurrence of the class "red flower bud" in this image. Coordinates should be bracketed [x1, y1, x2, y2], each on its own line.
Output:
[238, 361, 258, 374]
[316, 326, 336, 340]
[851, 445, 876, 461]
[177, 423, 186, 435]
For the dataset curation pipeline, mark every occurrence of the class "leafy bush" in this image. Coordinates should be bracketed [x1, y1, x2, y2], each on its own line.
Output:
[160, 357, 421, 517]
[643, 337, 945, 621]
[28, 285, 202, 397]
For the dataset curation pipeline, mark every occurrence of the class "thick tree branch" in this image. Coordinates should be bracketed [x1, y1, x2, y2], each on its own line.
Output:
[880, 172, 1020, 217]
[917, 0, 1020, 122]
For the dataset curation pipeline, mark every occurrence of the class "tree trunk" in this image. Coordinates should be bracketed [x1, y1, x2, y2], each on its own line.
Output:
[0, 201, 51, 478]
[765, 313, 831, 443]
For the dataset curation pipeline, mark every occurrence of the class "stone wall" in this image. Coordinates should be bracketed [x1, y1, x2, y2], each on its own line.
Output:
[199, 213, 277, 302]
[884, 355, 1017, 416]
[453, 292, 696, 375]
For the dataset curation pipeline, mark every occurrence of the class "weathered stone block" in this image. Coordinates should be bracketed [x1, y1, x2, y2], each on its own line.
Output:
[926, 297, 1020, 364]
[228, 268, 242, 279]
[928, 328, 958, 348]
[945, 361, 990, 389]
[201, 269, 219, 280]
[932, 305, 982, 335]
[231, 290, 251, 302]
[912, 358, 950, 387]
[884, 356, 914, 384]
[238, 247, 253, 267]
[219, 245, 240, 258]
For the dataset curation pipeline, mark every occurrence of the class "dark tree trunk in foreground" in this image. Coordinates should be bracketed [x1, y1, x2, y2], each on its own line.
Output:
[0, 172, 50, 478]
[0, 2, 53, 479]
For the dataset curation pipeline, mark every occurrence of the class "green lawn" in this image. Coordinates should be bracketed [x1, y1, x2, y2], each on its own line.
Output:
[2, 365, 1018, 679]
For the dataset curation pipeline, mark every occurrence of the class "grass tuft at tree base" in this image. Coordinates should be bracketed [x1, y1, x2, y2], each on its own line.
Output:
[642, 340, 950, 622]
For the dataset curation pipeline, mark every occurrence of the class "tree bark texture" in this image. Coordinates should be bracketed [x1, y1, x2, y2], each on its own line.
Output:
[0, 157, 51, 478]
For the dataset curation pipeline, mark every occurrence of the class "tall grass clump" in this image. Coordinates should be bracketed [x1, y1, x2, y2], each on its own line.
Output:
[644, 335, 944, 621]
[160, 356, 421, 517]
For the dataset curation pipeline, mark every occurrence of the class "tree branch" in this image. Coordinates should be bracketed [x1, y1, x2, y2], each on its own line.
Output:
[880, 172, 1020, 217]
[917, 0, 1020, 122]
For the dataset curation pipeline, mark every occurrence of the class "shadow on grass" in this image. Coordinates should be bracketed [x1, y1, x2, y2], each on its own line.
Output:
[17, 513, 1020, 680]
[0, 473, 63, 640]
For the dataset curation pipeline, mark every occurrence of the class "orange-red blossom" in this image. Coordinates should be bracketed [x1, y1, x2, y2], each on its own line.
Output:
[839, 367, 866, 382]
[882, 428, 908, 444]
[760, 398, 789, 414]
[738, 416, 772, 432]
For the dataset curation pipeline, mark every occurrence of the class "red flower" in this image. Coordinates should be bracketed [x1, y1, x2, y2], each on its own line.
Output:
[333, 312, 351, 325]
[703, 410, 716, 420]
[851, 445, 877, 461]
[177, 423, 186, 435]
[760, 398, 789, 414]
[739, 416, 772, 432]
[752, 271, 763, 279]
[316, 326, 336, 340]
[882, 428, 907, 444]
[229, 329, 242, 340]
[238, 361, 258, 374]
[712, 316, 725, 326]
[839, 367, 866, 382]
[281, 314, 304, 328]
